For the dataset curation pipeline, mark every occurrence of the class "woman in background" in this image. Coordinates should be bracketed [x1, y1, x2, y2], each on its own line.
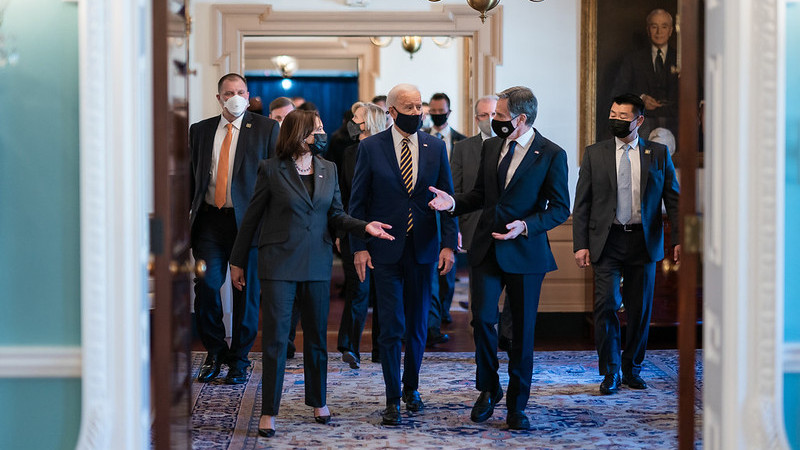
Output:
[336, 102, 390, 369]
[230, 109, 393, 437]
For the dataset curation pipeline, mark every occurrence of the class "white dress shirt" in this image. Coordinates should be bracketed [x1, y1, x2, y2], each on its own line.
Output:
[614, 136, 642, 224]
[432, 124, 453, 158]
[391, 125, 419, 188]
[651, 44, 668, 70]
[497, 126, 535, 189]
[205, 114, 243, 208]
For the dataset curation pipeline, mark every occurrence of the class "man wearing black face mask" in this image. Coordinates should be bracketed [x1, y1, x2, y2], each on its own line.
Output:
[573, 93, 680, 396]
[421, 92, 467, 344]
[428, 86, 570, 430]
[348, 83, 457, 426]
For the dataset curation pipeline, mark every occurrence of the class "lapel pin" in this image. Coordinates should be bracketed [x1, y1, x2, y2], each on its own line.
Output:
[645, 149, 651, 155]
[534, 150, 540, 154]
[246, 123, 252, 128]
[318, 174, 323, 178]
[423, 143, 428, 147]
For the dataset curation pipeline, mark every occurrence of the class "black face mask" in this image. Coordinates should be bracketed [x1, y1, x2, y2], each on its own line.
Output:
[309, 133, 328, 156]
[491, 116, 518, 139]
[608, 118, 636, 138]
[347, 120, 363, 141]
[392, 110, 423, 135]
[430, 113, 448, 127]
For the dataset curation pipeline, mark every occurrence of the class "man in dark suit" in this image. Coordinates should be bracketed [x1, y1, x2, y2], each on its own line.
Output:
[349, 83, 457, 426]
[189, 73, 279, 384]
[430, 86, 570, 430]
[573, 93, 680, 395]
[422, 92, 467, 344]
[614, 8, 679, 139]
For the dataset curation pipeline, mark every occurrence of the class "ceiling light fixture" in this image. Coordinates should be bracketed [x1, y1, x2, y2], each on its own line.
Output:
[428, 0, 544, 24]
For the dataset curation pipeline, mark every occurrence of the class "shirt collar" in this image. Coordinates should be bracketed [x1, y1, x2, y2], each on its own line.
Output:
[651, 44, 668, 57]
[219, 113, 244, 131]
[510, 126, 535, 150]
[614, 136, 640, 151]
[391, 124, 418, 147]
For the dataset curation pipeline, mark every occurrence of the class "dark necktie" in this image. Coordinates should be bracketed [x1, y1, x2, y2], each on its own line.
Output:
[497, 140, 517, 191]
[400, 138, 414, 232]
[655, 48, 665, 74]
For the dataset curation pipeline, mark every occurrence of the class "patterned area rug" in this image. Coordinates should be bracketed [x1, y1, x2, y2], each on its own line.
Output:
[192, 350, 702, 449]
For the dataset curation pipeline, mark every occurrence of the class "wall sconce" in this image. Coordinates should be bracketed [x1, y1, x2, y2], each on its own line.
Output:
[428, 0, 544, 24]
[369, 36, 393, 47]
[401, 36, 422, 59]
[271, 55, 298, 78]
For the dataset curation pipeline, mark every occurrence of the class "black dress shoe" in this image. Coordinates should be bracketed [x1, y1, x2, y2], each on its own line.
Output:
[599, 373, 621, 395]
[371, 353, 381, 364]
[401, 389, 424, 412]
[506, 411, 530, 430]
[458, 301, 469, 310]
[342, 351, 360, 369]
[442, 313, 453, 324]
[381, 404, 402, 425]
[314, 414, 331, 424]
[257, 427, 275, 438]
[426, 330, 450, 347]
[225, 366, 247, 385]
[286, 342, 296, 359]
[470, 388, 503, 422]
[622, 373, 648, 389]
[196, 354, 221, 382]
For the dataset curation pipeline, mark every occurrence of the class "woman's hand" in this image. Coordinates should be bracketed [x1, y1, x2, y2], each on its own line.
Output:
[231, 265, 246, 291]
[365, 221, 395, 241]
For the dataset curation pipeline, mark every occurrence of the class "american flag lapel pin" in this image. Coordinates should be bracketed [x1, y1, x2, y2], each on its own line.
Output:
[534, 150, 540, 154]
[423, 143, 428, 147]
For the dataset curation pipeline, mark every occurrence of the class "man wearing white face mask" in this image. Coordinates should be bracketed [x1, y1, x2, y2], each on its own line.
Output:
[190, 73, 280, 385]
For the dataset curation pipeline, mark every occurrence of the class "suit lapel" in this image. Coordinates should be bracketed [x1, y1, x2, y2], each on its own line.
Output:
[414, 134, 433, 191]
[638, 137, 651, 195]
[379, 129, 407, 192]
[603, 140, 618, 193]
[231, 112, 251, 179]
[503, 130, 544, 193]
[279, 159, 313, 207]
[311, 157, 326, 205]
[485, 138, 502, 198]
[200, 118, 218, 191]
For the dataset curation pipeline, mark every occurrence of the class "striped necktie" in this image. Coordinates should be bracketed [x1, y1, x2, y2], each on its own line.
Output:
[400, 138, 414, 232]
[215, 123, 233, 208]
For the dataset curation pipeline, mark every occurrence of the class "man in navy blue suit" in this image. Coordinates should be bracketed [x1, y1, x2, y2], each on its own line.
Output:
[573, 93, 680, 395]
[429, 86, 570, 430]
[189, 73, 279, 384]
[348, 83, 457, 426]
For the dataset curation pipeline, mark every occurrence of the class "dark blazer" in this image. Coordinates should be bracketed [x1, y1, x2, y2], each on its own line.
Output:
[189, 111, 280, 240]
[348, 128, 458, 265]
[453, 130, 570, 274]
[230, 156, 368, 281]
[422, 126, 467, 153]
[572, 137, 680, 263]
[450, 134, 483, 250]
[614, 46, 679, 120]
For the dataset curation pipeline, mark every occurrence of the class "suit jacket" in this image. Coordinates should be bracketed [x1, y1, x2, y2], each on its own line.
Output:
[348, 128, 457, 265]
[336, 142, 360, 254]
[572, 137, 680, 263]
[422, 126, 467, 155]
[450, 133, 483, 250]
[230, 156, 368, 281]
[614, 46, 679, 120]
[452, 130, 570, 274]
[189, 111, 279, 243]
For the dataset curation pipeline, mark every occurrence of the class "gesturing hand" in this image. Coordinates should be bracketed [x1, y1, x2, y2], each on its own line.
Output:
[491, 220, 526, 240]
[427, 186, 454, 211]
[365, 221, 395, 241]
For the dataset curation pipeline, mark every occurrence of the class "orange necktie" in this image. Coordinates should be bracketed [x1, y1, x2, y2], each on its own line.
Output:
[215, 123, 233, 208]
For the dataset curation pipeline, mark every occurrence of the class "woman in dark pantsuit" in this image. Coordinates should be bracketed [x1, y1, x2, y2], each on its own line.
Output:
[230, 110, 393, 438]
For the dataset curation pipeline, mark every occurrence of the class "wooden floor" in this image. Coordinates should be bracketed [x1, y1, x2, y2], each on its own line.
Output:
[193, 261, 684, 354]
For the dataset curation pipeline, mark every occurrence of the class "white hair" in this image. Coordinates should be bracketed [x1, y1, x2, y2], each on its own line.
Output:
[386, 83, 421, 109]
[648, 127, 676, 155]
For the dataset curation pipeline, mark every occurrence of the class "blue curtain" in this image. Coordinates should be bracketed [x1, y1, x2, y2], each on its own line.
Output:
[246, 75, 359, 135]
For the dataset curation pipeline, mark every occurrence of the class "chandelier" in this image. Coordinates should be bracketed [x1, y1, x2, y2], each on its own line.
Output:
[428, 0, 544, 23]
[370, 36, 453, 59]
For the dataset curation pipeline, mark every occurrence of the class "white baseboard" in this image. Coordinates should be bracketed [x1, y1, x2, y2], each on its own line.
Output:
[0, 346, 82, 378]
[785, 342, 800, 374]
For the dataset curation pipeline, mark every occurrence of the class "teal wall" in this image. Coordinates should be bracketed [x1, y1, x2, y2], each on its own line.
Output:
[785, 2, 800, 448]
[0, 0, 82, 448]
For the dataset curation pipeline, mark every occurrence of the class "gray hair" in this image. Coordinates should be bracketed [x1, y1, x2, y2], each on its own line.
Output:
[646, 8, 673, 27]
[350, 101, 366, 114]
[474, 95, 499, 115]
[387, 83, 421, 109]
[497, 86, 538, 126]
[360, 103, 389, 137]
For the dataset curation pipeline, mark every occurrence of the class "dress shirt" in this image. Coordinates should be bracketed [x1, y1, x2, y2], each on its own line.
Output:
[497, 126, 535, 188]
[431, 124, 454, 158]
[391, 124, 419, 188]
[651, 44, 668, 70]
[205, 114, 243, 208]
[614, 136, 642, 224]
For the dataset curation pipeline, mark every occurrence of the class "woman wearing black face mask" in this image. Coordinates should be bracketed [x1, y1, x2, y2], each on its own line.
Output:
[229, 109, 394, 437]
[336, 102, 389, 369]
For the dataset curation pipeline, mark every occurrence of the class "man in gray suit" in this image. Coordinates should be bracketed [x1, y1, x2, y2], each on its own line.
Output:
[573, 93, 680, 395]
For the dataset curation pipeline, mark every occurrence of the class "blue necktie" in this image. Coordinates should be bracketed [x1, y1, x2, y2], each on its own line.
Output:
[497, 140, 517, 191]
[617, 144, 632, 224]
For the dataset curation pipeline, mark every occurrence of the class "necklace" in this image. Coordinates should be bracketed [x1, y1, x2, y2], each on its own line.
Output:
[294, 157, 312, 174]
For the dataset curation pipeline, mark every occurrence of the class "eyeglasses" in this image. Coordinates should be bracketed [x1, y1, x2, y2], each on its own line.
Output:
[476, 112, 496, 120]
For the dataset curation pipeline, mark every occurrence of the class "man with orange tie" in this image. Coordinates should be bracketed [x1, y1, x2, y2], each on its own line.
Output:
[189, 73, 279, 384]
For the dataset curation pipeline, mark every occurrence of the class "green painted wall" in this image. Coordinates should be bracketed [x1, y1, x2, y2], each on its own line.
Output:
[0, 0, 81, 448]
[786, 3, 800, 448]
